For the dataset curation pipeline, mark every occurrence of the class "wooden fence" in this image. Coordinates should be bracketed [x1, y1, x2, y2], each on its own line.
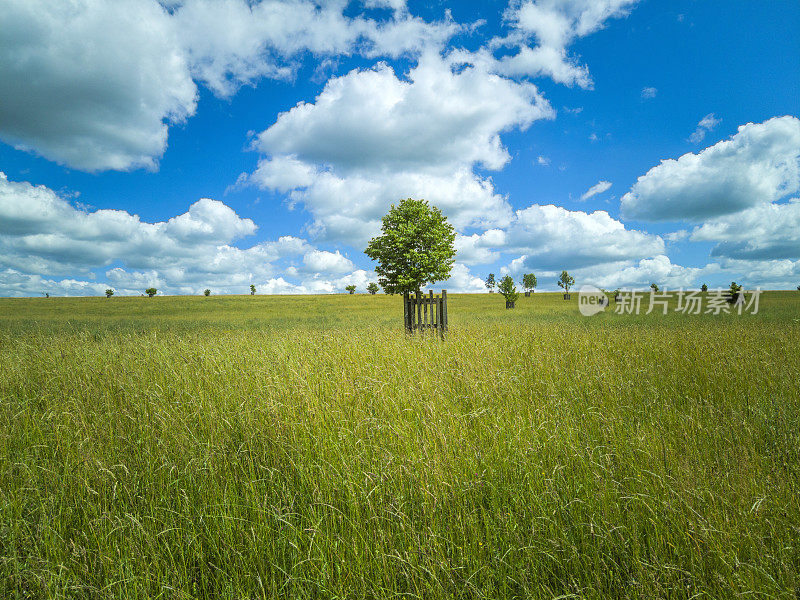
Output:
[403, 290, 448, 335]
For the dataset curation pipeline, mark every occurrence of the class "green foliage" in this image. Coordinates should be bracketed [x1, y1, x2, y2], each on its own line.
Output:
[364, 198, 456, 295]
[345, 285, 356, 294]
[497, 275, 519, 304]
[650, 283, 660, 292]
[367, 283, 379, 295]
[203, 289, 211, 297]
[557, 270, 575, 293]
[701, 283, 709, 292]
[250, 284, 256, 295]
[104, 289, 114, 298]
[522, 273, 537, 292]
[728, 281, 743, 304]
[485, 273, 495, 292]
[145, 287, 157, 297]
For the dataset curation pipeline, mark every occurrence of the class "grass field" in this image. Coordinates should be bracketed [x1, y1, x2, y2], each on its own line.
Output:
[1, 292, 799, 599]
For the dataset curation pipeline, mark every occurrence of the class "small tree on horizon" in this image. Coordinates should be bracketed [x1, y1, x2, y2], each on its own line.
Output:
[650, 283, 660, 292]
[485, 273, 496, 293]
[367, 282, 379, 295]
[364, 198, 456, 295]
[701, 283, 708, 292]
[557, 271, 575, 294]
[250, 284, 256, 295]
[498, 275, 519, 306]
[105, 289, 114, 298]
[345, 285, 356, 294]
[522, 273, 537, 293]
[727, 281, 743, 304]
[145, 287, 157, 297]
[204, 289, 211, 296]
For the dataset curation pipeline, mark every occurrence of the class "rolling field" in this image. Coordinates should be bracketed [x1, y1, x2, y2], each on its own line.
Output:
[1, 292, 799, 599]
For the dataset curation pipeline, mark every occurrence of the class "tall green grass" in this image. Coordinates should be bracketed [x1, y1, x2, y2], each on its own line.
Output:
[1, 293, 798, 598]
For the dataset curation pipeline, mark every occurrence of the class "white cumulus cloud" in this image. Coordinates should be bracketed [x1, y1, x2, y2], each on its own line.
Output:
[621, 116, 800, 222]
[250, 52, 554, 244]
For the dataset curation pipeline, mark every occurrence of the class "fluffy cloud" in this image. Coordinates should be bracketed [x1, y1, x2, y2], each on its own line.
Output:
[621, 116, 800, 222]
[502, 204, 664, 271]
[690, 199, 800, 261]
[455, 230, 506, 265]
[0, 0, 197, 172]
[493, 0, 639, 88]
[0, 0, 460, 172]
[580, 180, 612, 201]
[172, 0, 460, 97]
[0, 172, 373, 296]
[251, 52, 553, 244]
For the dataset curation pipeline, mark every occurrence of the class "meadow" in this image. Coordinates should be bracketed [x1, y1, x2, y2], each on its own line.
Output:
[1, 291, 798, 599]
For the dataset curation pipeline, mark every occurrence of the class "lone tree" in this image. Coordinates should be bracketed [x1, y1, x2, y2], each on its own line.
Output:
[701, 283, 708, 292]
[345, 285, 356, 294]
[498, 275, 519, 308]
[105, 289, 114, 298]
[522, 273, 537, 294]
[367, 282, 379, 295]
[650, 283, 660, 292]
[250, 284, 256, 295]
[797, 284, 800, 291]
[727, 281, 743, 304]
[145, 287, 157, 297]
[485, 273, 496, 293]
[364, 198, 456, 294]
[204, 289, 211, 296]
[557, 271, 574, 295]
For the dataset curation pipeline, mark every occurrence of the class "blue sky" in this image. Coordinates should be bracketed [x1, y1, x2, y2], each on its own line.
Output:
[1, 0, 798, 296]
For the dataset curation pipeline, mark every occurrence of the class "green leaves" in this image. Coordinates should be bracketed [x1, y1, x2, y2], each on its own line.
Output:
[497, 275, 519, 303]
[364, 198, 456, 295]
[557, 270, 575, 293]
[522, 273, 537, 292]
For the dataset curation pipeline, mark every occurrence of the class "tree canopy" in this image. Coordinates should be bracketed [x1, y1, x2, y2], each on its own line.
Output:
[557, 271, 574, 293]
[364, 198, 456, 295]
[498, 275, 519, 303]
[522, 273, 537, 291]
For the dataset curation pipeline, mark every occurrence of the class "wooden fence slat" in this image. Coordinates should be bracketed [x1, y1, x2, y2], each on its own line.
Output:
[403, 291, 409, 331]
[442, 290, 447, 330]
[404, 289, 448, 335]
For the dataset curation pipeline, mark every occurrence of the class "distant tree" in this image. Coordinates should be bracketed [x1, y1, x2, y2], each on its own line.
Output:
[105, 289, 114, 298]
[345, 285, 356, 294]
[204, 289, 211, 297]
[145, 288, 157, 297]
[797, 284, 800, 291]
[701, 283, 708, 292]
[727, 281, 743, 304]
[650, 283, 660, 292]
[250, 284, 256, 295]
[522, 273, 537, 293]
[557, 270, 575, 294]
[498, 275, 519, 307]
[485, 273, 496, 293]
[364, 198, 456, 295]
[367, 282, 379, 295]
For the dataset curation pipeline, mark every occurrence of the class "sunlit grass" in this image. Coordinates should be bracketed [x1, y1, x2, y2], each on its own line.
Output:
[1, 292, 798, 598]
